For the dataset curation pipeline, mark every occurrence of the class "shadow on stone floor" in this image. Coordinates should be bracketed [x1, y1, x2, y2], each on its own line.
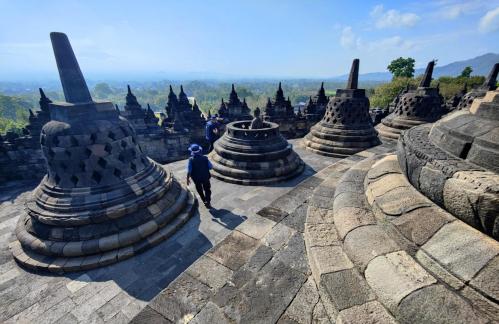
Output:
[11, 205, 251, 303]
[0, 180, 38, 204]
[208, 207, 247, 229]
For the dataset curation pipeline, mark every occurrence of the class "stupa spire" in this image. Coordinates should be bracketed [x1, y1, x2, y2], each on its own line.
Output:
[38, 88, 52, 112]
[50, 32, 92, 103]
[419, 60, 435, 88]
[347, 59, 359, 90]
[483, 63, 499, 90]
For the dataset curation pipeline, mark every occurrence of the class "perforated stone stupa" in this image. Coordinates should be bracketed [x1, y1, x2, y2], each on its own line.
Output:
[304, 59, 381, 157]
[398, 89, 499, 239]
[10, 32, 196, 272]
[455, 63, 498, 111]
[209, 119, 304, 185]
[376, 61, 444, 140]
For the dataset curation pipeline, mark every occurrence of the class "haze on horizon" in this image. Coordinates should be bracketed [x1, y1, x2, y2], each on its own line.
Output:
[1, 0, 499, 81]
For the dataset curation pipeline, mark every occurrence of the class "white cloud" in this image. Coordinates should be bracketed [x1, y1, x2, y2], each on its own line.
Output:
[434, 0, 497, 20]
[479, 6, 499, 32]
[366, 36, 416, 51]
[370, 4, 420, 28]
[340, 26, 361, 49]
[339, 26, 416, 52]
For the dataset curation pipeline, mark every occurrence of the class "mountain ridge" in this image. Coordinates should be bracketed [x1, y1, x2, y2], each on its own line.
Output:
[333, 53, 499, 81]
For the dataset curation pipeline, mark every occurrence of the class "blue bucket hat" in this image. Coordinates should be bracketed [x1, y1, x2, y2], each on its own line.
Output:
[188, 144, 203, 155]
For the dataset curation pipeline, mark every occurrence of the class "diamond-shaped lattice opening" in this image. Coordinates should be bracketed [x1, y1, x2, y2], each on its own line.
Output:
[70, 175, 78, 186]
[85, 148, 92, 158]
[108, 131, 116, 140]
[118, 153, 126, 163]
[131, 137, 136, 144]
[79, 161, 86, 172]
[104, 143, 113, 154]
[70, 136, 79, 147]
[65, 149, 72, 157]
[91, 171, 102, 184]
[141, 157, 147, 164]
[130, 162, 137, 172]
[90, 133, 97, 144]
[120, 140, 127, 149]
[52, 136, 60, 146]
[54, 174, 61, 184]
[97, 157, 107, 169]
[131, 150, 137, 158]
[113, 168, 122, 178]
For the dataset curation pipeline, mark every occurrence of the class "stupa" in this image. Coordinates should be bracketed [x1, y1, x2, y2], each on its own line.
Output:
[10, 32, 196, 272]
[208, 112, 304, 185]
[455, 63, 498, 111]
[398, 89, 499, 239]
[217, 84, 252, 122]
[376, 61, 444, 140]
[304, 82, 329, 122]
[304, 59, 381, 157]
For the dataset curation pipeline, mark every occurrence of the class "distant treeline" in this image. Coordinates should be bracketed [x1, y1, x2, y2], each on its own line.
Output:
[0, 75, 489, 135]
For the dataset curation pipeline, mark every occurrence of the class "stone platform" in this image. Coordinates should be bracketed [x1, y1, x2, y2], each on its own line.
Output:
[0, 139, 336, 323]
[305, 153, 498, 323]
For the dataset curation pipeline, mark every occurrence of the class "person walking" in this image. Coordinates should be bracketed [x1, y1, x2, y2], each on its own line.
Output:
[205, 115, 220, 153]
[186, 144, 213, 208]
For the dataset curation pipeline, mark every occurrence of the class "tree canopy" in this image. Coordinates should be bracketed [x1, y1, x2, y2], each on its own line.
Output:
[387, 57, 416, 78]
[460, 66, 473, 78]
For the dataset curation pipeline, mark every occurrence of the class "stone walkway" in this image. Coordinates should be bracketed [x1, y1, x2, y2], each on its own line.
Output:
[0, 140, 337, 324]
[131, 143, 397, 323]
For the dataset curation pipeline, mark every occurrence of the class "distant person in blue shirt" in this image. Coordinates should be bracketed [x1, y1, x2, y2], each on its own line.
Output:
[186, 144, 213, 208]
[205, 115, 220, 153]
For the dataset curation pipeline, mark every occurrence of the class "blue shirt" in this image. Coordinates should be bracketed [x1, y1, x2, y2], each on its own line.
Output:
[187, 155, 213, 174]
[205, 120, 219, 141]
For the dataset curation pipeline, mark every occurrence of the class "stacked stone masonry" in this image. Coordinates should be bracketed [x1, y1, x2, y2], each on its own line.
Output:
[377, 60, 445, 140]
[10, 32, 196, 273]
[305, 151, 498, 323]
[209, 120, 304, 185]
[305, 59, 381, 157]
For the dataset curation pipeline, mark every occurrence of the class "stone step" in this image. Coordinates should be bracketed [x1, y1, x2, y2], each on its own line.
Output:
[9, 188, 197, 273]
[304, 151, 498, 323]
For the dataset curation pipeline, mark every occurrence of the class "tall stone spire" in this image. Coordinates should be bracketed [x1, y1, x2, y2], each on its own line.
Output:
[229, 83, 240, 104]
[347, 59, 359, 90]
[38, 88, 52, 113]
[275, 82, 285, 102]
[50, 32, 92, 103]
[419, 60, 435, 88]
[483, 63, 499, 90]
[125, 84, 140, 107]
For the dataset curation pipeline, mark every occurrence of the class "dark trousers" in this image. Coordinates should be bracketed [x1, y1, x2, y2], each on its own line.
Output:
[194, 179, 211, 203]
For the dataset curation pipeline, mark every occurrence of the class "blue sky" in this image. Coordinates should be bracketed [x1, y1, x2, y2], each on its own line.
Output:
[1, 0, 498, 80]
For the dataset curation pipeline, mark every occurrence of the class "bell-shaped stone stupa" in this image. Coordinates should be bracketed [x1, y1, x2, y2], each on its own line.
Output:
[209, 109, 304, 185]
[376, 60, 444, 140]
[304, 59, 381, 157]
[10, 32, 196, 272]
[398, 89, 499, 239]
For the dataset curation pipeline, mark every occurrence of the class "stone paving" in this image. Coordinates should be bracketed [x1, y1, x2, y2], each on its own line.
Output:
[0, 140, 337, 324]
[131, 142, 396, 323]
[305, 152, 499, 324]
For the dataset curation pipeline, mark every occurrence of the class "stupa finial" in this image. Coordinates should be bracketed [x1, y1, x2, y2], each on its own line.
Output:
[347, 59, 359, 90]
[50, 32, 92, 103]
[419, 60, 435, 88]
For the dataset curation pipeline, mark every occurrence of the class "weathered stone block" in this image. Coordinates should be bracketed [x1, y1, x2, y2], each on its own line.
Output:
[365, 251, 436, 311]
